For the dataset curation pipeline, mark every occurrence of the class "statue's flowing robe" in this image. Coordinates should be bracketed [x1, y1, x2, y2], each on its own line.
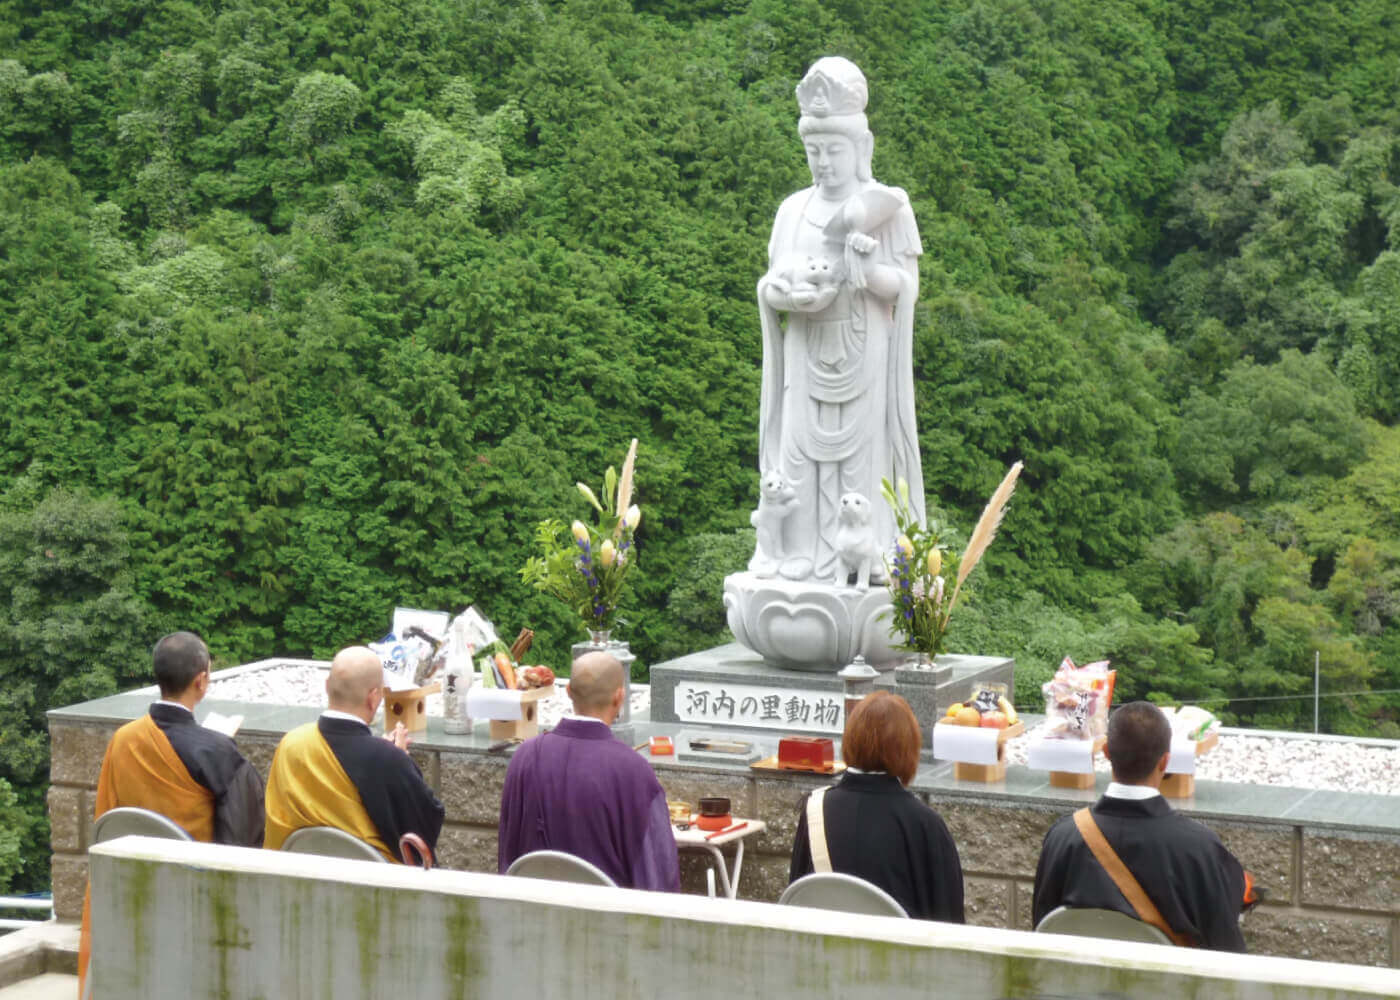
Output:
[757, 181, 924, 578]
[79, 706, 264, 992]
[263, 716, 444, 861]
[497, 717, 679, 890]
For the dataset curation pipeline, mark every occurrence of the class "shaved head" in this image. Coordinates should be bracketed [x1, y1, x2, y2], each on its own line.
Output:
[568, 652, 625, 718]
[326, 646, 385, 713]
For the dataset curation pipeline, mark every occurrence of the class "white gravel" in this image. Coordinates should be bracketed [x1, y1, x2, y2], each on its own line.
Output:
[1001, 725, 1400, 796]
[211, 665, 1399, 795]
[209, 664, 648, 731]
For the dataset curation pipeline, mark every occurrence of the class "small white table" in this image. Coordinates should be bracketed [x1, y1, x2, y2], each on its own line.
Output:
[672, 817, 767, 899]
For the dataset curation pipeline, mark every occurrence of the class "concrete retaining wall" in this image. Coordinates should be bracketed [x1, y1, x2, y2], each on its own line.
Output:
[88, 836, 1400, 1000]
[48, 714, 1400, 967]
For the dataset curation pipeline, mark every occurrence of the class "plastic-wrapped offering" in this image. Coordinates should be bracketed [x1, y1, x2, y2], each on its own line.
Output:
[1169, 705, 1218, 742]
[369, 635, 436, 690]
[1041, 657, 1116, 740]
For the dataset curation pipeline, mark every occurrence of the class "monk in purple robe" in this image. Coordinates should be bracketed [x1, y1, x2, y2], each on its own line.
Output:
[498, 652, 679, 890]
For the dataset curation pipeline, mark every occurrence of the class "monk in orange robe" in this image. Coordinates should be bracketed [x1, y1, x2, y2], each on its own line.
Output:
[78, 632, 264, 994]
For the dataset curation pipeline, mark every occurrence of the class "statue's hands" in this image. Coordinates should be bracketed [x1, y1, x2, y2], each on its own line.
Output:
[763, 273, 838, 312]
[847, 232, 878, 255]
[787, 283, 839, 312]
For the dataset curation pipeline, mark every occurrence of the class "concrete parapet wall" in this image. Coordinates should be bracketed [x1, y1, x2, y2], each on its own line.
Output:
[49, 708, 1400, 968]
[88, 836, 1400, 1000]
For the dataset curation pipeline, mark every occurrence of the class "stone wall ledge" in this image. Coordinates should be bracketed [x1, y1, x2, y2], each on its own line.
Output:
[89, 837, 1400, 998]
[48, 689, 1400, 966]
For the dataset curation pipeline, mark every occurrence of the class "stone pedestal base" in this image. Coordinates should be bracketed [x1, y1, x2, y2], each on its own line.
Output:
[649, 642, 1014, 748]
[723, 570, 900, 672]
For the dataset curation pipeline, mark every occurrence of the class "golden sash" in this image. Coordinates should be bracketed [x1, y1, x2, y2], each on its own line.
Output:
[263, 722, 395, 861]
[95, 714, 216, 839]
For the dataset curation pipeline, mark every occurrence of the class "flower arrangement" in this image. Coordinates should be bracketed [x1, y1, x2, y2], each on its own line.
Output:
[882, 461, 1023, 657]
[521, 439, 641, 634]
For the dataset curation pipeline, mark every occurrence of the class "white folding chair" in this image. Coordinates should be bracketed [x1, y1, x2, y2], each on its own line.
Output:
[505, 850, 617, 886]
[281, 826, 387, 863]
[778, 872, 909, 918]
[1035, 905, 1173, 945]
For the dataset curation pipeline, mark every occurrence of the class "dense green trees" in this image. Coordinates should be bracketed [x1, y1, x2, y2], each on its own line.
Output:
[2, 0, 1398, 892]
[0, 480, 158, 886]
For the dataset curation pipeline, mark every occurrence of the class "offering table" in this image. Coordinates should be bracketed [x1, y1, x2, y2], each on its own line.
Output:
[671, 818, 767, 900]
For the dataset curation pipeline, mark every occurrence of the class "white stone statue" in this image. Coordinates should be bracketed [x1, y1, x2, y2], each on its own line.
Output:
[725, 57, 925, 671]
[757, 56, 925, 579]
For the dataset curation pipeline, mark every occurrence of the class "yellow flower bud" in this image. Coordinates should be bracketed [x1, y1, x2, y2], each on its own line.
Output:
[927, 548, 942, 578]
[624, 504, 642, 531]
[576, 482, 604, 512]
[599, 539, 617, 567]
[896, 535, 914, 557]
[571, 520, 589, 544]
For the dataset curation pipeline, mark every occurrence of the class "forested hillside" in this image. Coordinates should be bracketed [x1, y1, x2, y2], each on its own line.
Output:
[3, 0, 1399, 890]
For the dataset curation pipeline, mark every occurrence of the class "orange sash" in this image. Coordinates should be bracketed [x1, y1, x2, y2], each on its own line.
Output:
[80, 714, 216, 992]
[263, 722, 394, 861]
[1073, 808, 1193, 947]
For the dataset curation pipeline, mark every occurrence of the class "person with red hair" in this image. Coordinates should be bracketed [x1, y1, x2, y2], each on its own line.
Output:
[789, 691, 964, 921]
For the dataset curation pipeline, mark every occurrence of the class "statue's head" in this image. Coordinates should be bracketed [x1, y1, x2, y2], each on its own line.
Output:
[796, 57, 873, 183]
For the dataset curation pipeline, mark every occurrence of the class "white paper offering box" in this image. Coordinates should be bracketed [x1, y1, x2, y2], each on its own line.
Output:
[1165, 738, 1198, 775]
[466, 687, 524, 721]
[933, 724, 1001, 765]
[1027, 736, 1096, 774]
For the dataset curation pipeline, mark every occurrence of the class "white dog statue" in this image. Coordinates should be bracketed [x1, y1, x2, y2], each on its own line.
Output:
[834, 492, 885, 591]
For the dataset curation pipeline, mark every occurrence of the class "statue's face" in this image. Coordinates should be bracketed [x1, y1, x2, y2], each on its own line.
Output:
[803, 133, 857, 194]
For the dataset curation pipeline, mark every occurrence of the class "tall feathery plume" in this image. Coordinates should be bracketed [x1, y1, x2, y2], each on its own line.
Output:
[613, 438, 639, 539]
[946, 460, 1023, 617]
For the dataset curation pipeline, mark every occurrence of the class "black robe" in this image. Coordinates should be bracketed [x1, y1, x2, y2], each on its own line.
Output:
[317, 716, 445, 857]
[789, 771, 965, 922]
[149, 703, 265, 847]
[1032, 794, 1247, 951]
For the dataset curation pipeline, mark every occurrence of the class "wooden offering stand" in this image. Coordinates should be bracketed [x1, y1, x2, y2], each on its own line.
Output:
[1160, 730, 1219, 799]
[487, 685, 554, 741]
[382, 682, 440, 735]
[1048, 736, 1106, 790]
[938, 720, 1026, 783]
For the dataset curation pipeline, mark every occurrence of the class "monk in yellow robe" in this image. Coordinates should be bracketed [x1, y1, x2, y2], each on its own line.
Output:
[264, 646, 444, 862]
[79, 631, 264, 994]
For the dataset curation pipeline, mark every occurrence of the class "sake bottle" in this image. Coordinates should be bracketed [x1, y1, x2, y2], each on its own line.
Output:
[442, 656, 472, 735]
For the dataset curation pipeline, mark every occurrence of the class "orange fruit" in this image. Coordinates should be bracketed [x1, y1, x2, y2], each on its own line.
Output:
[954, 706, 982, 727]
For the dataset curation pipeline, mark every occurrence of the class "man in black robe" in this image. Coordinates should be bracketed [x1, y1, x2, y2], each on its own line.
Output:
[1032, 701, 1247, 951]
[264, 646, 444, 862]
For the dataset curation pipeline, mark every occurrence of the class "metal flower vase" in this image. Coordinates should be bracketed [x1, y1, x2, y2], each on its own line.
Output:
[571, 628, 636, 740]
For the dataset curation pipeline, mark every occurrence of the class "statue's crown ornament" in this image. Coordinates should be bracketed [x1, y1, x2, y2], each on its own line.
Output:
[796, 57, 868, 118]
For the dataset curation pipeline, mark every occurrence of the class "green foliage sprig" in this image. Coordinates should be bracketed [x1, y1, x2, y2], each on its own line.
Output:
[882, 477, 960, 657]
[521, 440, 642, 633]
